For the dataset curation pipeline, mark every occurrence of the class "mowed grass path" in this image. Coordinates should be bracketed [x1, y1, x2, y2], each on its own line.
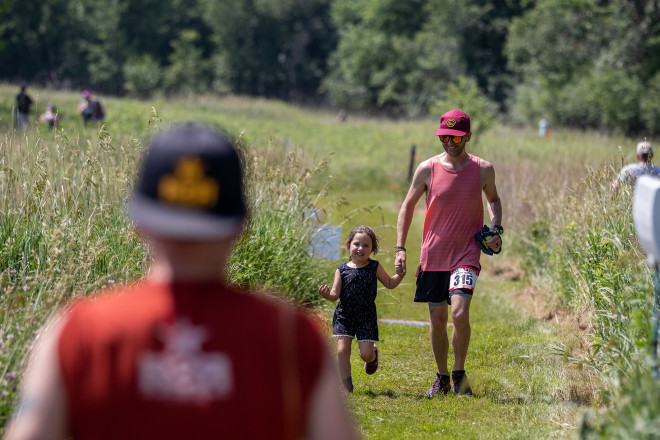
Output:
[325, 191, 591, 439]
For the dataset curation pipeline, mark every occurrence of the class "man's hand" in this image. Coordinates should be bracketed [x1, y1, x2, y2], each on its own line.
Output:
[475, 225, 503, 255]
[395, 250, 407, 274]
[485, 234, 502, 253]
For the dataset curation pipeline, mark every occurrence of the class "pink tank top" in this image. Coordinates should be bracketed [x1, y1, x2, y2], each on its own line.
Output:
[419, 154, 483, 272]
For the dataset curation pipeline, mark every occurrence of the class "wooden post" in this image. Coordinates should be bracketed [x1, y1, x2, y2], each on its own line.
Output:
[408, 144, 417, 182]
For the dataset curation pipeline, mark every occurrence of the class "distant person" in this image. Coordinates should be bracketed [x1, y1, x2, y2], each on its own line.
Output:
[4, 123, 358, 440]
[38, 103, 60, 128]
[15, 82, 33, 127]
[395, 109, 503, 398]
[538, 117, 550, 137]
[318, 225, 405, 393]
[612, 141, 660, 190]
[77, 90, 105, 125]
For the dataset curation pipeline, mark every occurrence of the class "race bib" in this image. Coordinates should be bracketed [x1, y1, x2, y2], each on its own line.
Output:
[449, 267, 479, 292]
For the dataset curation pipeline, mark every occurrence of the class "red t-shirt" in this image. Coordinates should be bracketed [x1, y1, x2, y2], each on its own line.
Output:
[419, 154, 483, 272]
[57, 281, 325, 439]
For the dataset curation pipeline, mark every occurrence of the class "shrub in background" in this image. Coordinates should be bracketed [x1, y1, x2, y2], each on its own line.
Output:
[123, 54, 162, 98]
[164, 30, 209, 95]
[431, 76, 498, 140]
[230, 136, 333, 305]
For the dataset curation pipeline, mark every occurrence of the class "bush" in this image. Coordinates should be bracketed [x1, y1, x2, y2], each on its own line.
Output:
[123, 54, 162, 98]
[640, 72, 660, 134]
[164, 30, 209, 95]
[431, 76, 498, 139]
[229, 136, 333, 304]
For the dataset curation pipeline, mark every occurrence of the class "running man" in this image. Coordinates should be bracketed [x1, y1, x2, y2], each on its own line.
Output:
[395, 109, 503, 397]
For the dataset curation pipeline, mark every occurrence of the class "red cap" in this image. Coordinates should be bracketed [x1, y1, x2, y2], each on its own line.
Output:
[436, 110, 471, 136]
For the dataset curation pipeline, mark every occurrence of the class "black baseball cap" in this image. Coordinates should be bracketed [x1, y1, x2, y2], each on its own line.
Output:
[127, 123, 246, 239]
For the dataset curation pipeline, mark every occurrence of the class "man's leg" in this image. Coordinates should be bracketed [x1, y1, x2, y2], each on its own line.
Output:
[449, 294, 473, 395]
[429, 305, 449, 375]
[425, 305, 451, 397]
[450, 295, 471, 371]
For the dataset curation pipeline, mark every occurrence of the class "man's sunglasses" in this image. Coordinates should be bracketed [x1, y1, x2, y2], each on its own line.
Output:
[439, 135, 463, 143]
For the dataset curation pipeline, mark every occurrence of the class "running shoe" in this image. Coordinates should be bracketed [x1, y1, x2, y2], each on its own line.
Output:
[364, 345, 379, 375]
[424, 373, 451, 398]
[452, 370, 473, 396]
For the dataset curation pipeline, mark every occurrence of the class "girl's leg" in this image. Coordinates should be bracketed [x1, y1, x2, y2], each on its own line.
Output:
[336, 336, 353, 379]
[357, 341, 376, 363]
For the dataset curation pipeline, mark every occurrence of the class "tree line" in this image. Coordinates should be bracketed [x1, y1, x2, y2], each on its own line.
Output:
[2, 0, 659, 134]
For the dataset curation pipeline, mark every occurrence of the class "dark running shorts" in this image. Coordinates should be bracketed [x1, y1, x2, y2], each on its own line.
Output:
[332, 313, 379, 342]
[414, 267, 478, 306]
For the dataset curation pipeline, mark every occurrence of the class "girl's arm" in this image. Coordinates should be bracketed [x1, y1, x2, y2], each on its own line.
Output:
[318, 269, 342, 301]
[376, 263, 405, 289]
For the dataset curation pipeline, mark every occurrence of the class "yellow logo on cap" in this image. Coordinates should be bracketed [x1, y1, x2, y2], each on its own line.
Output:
[158, 157, 219, 208]
[446, 119, 457, 128]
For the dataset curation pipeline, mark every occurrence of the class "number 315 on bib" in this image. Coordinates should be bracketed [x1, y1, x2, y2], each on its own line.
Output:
[449, 267, 479, 291]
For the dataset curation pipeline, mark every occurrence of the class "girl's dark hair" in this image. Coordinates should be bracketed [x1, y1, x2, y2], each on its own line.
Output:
[344, 225, 379, 255]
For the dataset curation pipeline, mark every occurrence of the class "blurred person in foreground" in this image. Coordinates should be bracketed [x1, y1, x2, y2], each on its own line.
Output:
[4, 123, 358, 440]
[395, 110, 503, 398]
[612, 141, 660, 190]
[15, 82, 33, 127]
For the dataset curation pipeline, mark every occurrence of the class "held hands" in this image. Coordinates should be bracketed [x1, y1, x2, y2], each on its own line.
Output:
[394, 250, 407, 275]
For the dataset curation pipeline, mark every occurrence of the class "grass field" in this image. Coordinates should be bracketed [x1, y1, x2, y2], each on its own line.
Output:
[0, 83, 655, 438]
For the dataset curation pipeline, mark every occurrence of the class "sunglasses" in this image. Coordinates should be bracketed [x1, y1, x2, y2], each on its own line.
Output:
[439, 135, 463, 143]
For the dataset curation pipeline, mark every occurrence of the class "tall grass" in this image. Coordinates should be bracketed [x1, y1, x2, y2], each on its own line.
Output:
[0, 114, 331, 428]
[515, 163, 659, 436]
[0, 125, 149, 423]
[229, 133, 334, 304]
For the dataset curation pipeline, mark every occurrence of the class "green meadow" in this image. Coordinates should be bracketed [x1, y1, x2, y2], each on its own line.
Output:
[1, 84, 658, 438]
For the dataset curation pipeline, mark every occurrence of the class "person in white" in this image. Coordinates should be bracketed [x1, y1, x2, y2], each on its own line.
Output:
[612, 141, 660, 190]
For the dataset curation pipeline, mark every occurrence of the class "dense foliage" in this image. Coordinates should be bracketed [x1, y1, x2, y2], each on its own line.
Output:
[506, 0, 660, 135]
[3, 0, 660, 133]
[324, 0, 523, 116]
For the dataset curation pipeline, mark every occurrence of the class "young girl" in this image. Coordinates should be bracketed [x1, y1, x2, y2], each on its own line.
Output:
[318, 225, 406, 393]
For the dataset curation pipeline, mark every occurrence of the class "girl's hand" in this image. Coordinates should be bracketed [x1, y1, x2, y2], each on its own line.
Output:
[318, 284, 331, 296]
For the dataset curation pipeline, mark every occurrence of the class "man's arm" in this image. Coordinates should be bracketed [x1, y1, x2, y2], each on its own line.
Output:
[4, 316, 68, 440]
[480, 160, 503, 251]
[395, 161, 430, 274]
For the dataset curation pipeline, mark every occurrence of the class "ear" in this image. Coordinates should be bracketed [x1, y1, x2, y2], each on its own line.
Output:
[465, 132, 472, 142]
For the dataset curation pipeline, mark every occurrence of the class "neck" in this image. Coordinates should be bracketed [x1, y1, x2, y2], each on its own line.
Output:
[348, 259, 369, 268]
[147, 236, 234, 283]
[441, 151, 470, 170]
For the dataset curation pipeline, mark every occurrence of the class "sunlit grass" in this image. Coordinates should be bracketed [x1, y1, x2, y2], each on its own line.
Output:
[0, 83, 653, 437]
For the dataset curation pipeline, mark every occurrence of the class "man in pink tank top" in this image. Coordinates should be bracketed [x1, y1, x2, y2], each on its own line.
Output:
[395, 110, 503, 398]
